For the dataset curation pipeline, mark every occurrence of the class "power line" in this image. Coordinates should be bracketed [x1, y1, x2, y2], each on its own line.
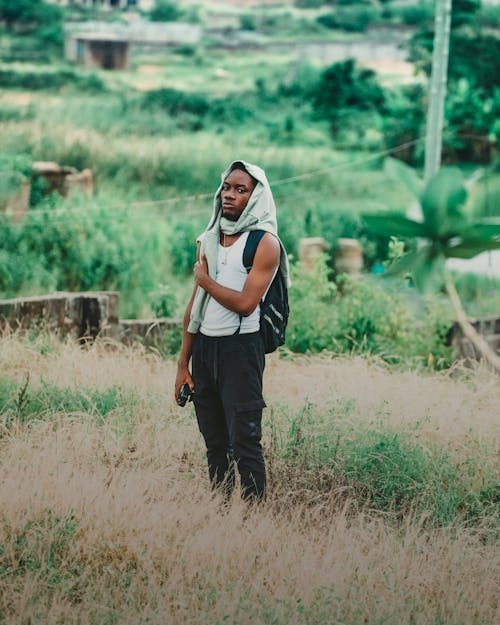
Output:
[4, 137, 428, 221]
[3, 133, 496, 225]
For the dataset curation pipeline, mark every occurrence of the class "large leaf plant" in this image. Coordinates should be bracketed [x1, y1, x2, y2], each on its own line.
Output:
[363, 159, 500, 372]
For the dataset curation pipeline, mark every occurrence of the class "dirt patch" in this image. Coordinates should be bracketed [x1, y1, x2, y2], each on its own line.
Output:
[0, 92, 33, 106]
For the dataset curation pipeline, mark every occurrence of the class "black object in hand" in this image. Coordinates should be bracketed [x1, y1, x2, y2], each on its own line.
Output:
[177, 383, 193, 407]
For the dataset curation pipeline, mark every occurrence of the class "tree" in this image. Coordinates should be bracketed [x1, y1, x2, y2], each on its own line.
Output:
[312, 59, 386, 133]
[0, 0, 63, 54]
[363, 160, 500, 372]
[149, 0, 181, 22]
[0, 0, 61, 29]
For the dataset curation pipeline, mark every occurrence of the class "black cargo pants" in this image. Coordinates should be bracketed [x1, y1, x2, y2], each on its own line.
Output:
[192, 331, 266, 501]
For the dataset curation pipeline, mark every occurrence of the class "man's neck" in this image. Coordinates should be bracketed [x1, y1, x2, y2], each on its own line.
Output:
[220, 231, 242, 247]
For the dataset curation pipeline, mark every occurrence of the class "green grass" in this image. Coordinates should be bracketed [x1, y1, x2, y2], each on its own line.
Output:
[270, 402, 499, 527]
[0, 377, 141, 430]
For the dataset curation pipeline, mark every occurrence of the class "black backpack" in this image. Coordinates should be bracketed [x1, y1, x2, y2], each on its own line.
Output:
[242, 230, 289, 354]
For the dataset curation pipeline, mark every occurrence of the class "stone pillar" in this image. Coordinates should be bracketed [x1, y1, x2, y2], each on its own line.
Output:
[298, 237, 328, 270]
[0, 179, 30, 222]
[334, 238, 363, 274]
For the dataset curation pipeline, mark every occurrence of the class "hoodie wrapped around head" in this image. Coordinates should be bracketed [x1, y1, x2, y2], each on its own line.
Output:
[187, 160, 290, 334]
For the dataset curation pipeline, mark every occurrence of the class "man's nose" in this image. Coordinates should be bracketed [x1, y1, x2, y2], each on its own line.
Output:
[223, 188, 235, 199]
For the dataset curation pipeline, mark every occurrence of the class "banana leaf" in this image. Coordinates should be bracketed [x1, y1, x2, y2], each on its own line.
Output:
[421, 168, 467, 236]
[362, 214, 429, 238]
[444, 239, 500, 259]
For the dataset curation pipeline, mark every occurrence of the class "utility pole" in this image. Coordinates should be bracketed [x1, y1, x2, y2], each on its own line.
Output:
[424, 0, 453, 181]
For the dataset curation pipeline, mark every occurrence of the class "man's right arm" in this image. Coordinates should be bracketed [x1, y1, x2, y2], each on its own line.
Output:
[174, 243, 200, 402]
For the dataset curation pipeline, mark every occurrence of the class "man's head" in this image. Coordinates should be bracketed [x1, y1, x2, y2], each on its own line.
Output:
[220, 162, 258, 222]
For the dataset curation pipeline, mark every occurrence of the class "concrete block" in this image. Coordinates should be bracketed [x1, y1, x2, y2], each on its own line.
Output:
[0, 291, 119, 340]
[334, 238, 363, 274]
[298, 237, 328, 270]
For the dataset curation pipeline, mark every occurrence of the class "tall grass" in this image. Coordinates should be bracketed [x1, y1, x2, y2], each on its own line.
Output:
[0, 335, 498, 624]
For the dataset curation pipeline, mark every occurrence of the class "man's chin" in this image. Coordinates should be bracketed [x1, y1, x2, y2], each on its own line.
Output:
[222, 211, 239, 222]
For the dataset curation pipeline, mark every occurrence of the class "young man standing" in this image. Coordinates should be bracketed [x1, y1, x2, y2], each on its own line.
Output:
[174, 160, 289, 502]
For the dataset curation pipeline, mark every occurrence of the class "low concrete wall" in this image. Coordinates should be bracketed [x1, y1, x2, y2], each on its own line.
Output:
[448, 316, 500, 362]
[0, 292, 119, 341]
[0, 292, 181, 348]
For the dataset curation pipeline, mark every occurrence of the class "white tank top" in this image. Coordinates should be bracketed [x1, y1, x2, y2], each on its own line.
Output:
[200, 231, 261, 337]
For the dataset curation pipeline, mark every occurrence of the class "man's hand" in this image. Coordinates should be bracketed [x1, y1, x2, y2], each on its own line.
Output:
[193, 254, 209, 287]
[175, 365, 194, 404]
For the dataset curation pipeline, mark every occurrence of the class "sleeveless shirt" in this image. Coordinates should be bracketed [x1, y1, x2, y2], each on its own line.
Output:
[200, 231, 260, 337]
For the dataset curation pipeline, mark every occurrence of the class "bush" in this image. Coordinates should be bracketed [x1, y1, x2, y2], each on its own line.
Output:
[383, 84, 426, 166]
[312, 59, 386, 134]
[390, 3, 434, 26]
[166, 217, 206, 276]
[149, 0, 182, 22]
[0, 0, 63, 55]
[286, 257, 452, 367]
[0, 153, 31, 201]
[0, 68, 105, 92]
[443, 81, 499, 164]
[317, 6, 380, 32]
[274, 406, 497, 526]
[0, 198, 171, 318]
[141, 88, 209, 117]
[150, 284, 177, 318]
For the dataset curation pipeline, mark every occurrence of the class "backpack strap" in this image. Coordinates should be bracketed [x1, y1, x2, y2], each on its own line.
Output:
[243, 230, 266, 273]
[234, 230, 267, 336]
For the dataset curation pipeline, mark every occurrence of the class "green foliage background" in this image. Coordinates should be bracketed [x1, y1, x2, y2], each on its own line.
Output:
[0, 0, 499, 357]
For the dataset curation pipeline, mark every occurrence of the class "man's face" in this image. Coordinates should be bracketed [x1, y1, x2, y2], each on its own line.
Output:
[220, 169, 257, 222]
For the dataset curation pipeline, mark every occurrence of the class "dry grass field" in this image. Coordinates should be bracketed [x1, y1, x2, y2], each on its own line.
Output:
[0, 334, 498, 625]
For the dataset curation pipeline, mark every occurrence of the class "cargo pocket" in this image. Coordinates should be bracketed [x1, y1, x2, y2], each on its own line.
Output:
[234, 399, 266, 441]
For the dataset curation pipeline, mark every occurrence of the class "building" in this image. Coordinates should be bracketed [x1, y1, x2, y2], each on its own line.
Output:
[65, 20, 202, 69]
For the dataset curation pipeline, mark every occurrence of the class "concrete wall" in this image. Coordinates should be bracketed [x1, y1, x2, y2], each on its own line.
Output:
[448, 316, 500, 362]
[0, 292, 181, 348]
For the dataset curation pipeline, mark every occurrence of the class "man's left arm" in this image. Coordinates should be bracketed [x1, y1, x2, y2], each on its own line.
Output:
[194, 233, 280, 317]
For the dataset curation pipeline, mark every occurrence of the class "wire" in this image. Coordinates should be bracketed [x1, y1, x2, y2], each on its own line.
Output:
[5, 136, 428, 221]
[5, 133, 498, 225]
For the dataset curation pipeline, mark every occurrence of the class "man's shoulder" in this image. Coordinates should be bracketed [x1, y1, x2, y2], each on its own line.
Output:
[244, 230, 279, 270]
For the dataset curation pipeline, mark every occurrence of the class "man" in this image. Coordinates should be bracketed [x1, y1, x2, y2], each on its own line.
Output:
[175, 160, 289, 502]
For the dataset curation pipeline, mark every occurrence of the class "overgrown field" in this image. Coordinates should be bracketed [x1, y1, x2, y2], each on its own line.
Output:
[0, 334, 498, 624]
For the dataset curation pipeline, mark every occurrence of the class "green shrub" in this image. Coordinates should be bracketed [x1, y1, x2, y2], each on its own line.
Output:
[443, 80, 499, 164]
[0, 68, 105, 92]
[312, 60, 386, 134]
[0, 0, 63, 55]
[141, 87, 209, 116]
[273, 406, 497, 526]
[150, 283, 177, 318]
[317, 6, 380, 32]
[279, 203, 391, 268]
[165, 216, 206, 276]
[383, 84, 426, 166]
[286, 258, 452, 367]
[390, 3, 434, 26]
[0, 198, 171, 318]
[149, 0, 181, 22]
[0, 153, 31, 200]
[278, 62, 320, 100]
